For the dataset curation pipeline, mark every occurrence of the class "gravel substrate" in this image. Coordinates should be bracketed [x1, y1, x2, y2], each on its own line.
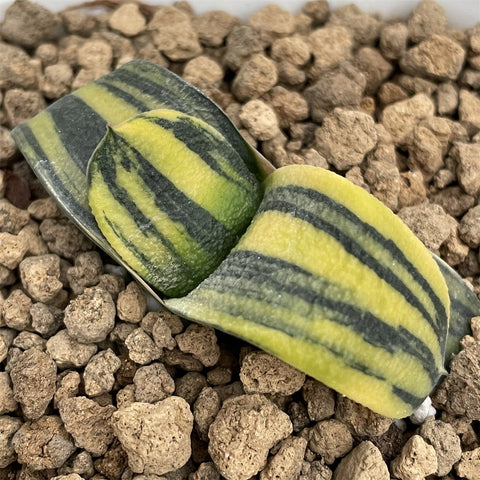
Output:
[1, 0, 480, 479]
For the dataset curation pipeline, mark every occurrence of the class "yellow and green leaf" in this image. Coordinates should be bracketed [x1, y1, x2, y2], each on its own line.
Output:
[88, 109, 262, 297]
[166, 165, 451, 418]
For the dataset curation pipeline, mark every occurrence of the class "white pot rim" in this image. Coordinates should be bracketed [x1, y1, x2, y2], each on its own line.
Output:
[0, 0, 479, 28]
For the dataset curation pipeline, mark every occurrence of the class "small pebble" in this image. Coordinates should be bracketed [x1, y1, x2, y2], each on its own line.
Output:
[59, 396, 116, 456]
[315, 108, 378, 170]
[148, 6, 201, 62]
[390, 435, 438, 480]
[176, 324, 220, 367]
[248, 4, 295, 44]
[308, 25, 353, 78]
[112, 397, 193, 475]
[61, 9, 96, 36]
[304, 63, 366, 122]
[1, 0, 61, 48]
[455, 447, 480, 480]
[12, 415, 76, 470]
[407, 0, 448, 43]
[239, 99, 280, 141]
[54, 371, 80, 408]
[0, 43, 38, 90]
[4, 89, 47, 127]
[335, 396, 393, 437]
[401, 35, 466, 81]
[64, 287, 115, 343]
[381, 93, 435, 144]
[329, 4, 381, 45]
[66, 251, 103, 295]
[46, 329, 97, 369]
[10, 347, 57, 420]
[232, 54, 278, 101]
[208, 394, 292, 480]
[183, 56, 223, 92]
[432, 341, 480, 420]
[117, 281, 147, 324]
[3, 289, 32, 331]
[108, 3, 146, 37]
[458, 89, 480, 135]
[240, 351, 305, 395]
[83, 349, 121, 397]
[193, 10, 239, 47]
[418, 417, 462, 476]
[334, 441, 389, 480]
[260, 436, 307, 480]
[19, 254, 63, 303]
[398, 201, 451, 251]
[380, 22, 408, 60]
[193, 386, 221, 441]
[125, 328, 162, 365]
[41, 63, 73, 100]
[133, 362, 175, 403]
[309, 419, 353, 465]
[0, 371, 17, 414]
[0, 416, 22, 468]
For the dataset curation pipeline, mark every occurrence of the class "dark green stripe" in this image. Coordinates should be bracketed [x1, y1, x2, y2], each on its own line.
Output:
[48, 95, 107, 172]
[110, 64, 210, 118]
[96, 78, 151, 112]
[211, 250, 440, 383]
[148, 115, 257, 193]
[391, 386, 426, 408]
[120, 61, 261, 179]
[103, 215, 197, 294]
[101, 66, 172, 108]
[108, 134, 236, 256]
[260, 185, 448, 343]
[13, 124, 92, 220]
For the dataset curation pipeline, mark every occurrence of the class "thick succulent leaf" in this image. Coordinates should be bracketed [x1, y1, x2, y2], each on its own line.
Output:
[88, 109, 262, 297]
[166, 165, 451, 418]
[11, 59, 269, 301]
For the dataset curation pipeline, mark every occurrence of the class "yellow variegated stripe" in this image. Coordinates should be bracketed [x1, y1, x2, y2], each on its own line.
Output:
[73, 83, 140, 126]
[112, 155, 211, 266]
[88, 161, 178, 287]
[200, 286, 430, 394]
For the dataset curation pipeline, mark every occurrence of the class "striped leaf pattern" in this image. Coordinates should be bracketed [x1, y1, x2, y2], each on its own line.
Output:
[11, 60, 264, 293]
[88, 109, 262, 297]
[11, 59, 479, 417]
[166, 165, 450, 418]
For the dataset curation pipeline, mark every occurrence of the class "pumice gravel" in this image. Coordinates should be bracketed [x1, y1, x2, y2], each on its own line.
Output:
[1, 0, 480, 479]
